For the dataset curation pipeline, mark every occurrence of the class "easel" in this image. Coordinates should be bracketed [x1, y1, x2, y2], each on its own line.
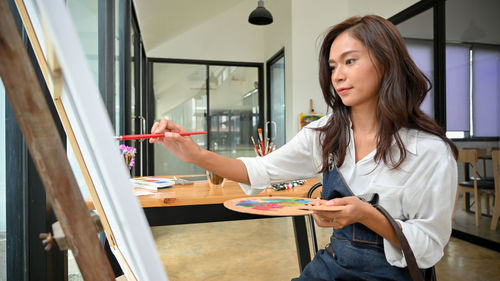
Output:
[0, 1, 140, 280]
[0, 1, 115, 280]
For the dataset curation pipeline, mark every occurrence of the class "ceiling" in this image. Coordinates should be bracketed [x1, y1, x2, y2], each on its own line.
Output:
[132, 0, 247, 52]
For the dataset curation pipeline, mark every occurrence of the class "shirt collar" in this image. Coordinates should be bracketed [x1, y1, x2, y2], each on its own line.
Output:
[397, 128, 418, 155]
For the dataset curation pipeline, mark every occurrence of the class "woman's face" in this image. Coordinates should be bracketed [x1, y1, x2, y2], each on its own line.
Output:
[329, 31, 382, 109]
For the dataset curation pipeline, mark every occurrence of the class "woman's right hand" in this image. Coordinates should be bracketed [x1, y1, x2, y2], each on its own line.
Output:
[149, 119, 203, 164]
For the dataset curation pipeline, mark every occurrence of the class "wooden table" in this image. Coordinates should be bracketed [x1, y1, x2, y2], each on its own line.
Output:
[86, 176, 321, 273]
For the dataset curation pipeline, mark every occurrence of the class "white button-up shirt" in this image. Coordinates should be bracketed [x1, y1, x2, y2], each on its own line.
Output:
[239, 115, 457, 268]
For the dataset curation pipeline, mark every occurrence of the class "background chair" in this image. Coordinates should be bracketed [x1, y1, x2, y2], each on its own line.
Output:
[490, 150, 500, 230]
[463, 147, 490, 181]
[453, 149, 494, 226]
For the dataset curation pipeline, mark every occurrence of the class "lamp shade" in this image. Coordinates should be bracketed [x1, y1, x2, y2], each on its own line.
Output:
[248, 0, 273, 25]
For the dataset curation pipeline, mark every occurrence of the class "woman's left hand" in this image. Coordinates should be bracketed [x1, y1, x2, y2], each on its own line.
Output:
[311, 196, 372, 229]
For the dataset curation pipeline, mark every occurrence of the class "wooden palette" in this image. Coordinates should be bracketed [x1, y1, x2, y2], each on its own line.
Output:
[223, 196, 344, 216]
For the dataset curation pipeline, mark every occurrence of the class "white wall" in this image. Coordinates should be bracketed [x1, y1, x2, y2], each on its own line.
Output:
[288, 0, 349, 138]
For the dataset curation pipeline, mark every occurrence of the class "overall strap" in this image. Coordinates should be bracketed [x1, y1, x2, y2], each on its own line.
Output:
[357, 193, 434, 281]
[374, 204, 429, 281]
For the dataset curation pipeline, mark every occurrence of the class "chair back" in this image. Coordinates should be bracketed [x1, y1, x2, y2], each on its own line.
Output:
[458, 149, 478, 181]
[458, 149, 478, 163]
[492, 150, 500, 192]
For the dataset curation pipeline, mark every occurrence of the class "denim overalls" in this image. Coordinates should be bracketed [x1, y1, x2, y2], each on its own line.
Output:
[292, 166, 415, 281]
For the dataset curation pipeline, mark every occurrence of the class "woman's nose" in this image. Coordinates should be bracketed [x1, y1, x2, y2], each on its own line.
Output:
[332, 67, 345, 83]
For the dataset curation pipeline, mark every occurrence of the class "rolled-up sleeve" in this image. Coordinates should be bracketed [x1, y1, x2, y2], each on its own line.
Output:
[383, 140, 458, 268]
[237, 118, 327, 195]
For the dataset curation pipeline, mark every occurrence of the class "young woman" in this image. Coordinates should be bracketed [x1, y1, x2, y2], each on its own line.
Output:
[150, 15, 458, 281]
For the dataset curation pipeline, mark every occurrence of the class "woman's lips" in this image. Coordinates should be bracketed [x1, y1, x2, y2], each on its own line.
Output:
[336, 87, 352, 94]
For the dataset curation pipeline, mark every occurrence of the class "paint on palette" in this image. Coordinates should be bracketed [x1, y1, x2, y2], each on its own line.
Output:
[235, 198, 312, 211]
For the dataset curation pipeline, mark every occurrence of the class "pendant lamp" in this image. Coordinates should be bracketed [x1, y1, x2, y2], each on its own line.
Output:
[248, 0, 273, 25]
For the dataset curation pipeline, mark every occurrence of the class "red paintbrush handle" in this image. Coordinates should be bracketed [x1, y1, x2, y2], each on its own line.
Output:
[114, 132, 207, 140]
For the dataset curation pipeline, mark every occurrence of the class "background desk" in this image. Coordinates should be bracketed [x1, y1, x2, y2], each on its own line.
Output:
[86, 177, 321, 273]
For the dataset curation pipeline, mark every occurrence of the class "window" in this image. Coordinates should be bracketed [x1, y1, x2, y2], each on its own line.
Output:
[472, 46, 500, 137]
[445, 0, 500, 139]
[403, 39, 500, 139]
[405, 39, 434, 118]
[445, 44, 500, 138]
[446, 43, 470, 136]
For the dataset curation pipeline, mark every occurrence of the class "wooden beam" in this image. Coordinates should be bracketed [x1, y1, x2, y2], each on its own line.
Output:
[0, 2, 115, 280]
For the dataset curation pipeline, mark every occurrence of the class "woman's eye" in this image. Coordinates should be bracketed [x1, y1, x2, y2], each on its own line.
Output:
[329, 65, 336, 71]
[346, 59, 355, 65]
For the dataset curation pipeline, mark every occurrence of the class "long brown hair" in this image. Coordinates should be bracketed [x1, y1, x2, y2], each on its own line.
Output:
[316, 15, 457, 172]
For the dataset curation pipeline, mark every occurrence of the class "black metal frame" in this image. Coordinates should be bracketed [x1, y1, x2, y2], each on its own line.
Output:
[118, 0, 130, 139]
[452, 229, 500, 252]
[130, 7, 145, 177]
[146, 61, 155, 176]
[265, 48, 285, 142]
[98, 0, 116, 125]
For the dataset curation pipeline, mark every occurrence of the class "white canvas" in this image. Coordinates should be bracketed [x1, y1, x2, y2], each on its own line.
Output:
[31, 0, 169, 280]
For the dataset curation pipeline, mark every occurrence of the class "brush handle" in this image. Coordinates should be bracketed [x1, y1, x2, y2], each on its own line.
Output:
[114, 132, 207, 140]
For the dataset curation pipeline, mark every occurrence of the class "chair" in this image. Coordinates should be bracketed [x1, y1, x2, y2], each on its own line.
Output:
[452, 149, 495, 226]
[307, 182, 323, 253]
[463, 147, 489, 181]
[490, 150, 500, 230]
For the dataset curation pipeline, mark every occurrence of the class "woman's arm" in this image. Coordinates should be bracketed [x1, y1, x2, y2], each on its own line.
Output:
[194, 149, 250, 184]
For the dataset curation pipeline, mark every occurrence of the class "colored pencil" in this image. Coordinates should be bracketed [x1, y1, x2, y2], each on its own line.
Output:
[114, 132, 207, 141]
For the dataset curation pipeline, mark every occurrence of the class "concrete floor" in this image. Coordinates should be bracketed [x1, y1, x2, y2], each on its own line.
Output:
[150, 217, 500, 281]
[453, 194, 500, 244]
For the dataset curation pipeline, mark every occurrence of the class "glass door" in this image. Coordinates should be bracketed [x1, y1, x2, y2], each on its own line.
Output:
[151, 61, 263, 176]
[208, 65, 260, 158]
[267, 49, 286, 147]
[152, 62, 208, 175]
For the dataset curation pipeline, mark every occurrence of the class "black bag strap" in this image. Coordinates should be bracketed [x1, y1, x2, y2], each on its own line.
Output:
[357, 194, 434, 281]
[374, 204, 424, 281]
